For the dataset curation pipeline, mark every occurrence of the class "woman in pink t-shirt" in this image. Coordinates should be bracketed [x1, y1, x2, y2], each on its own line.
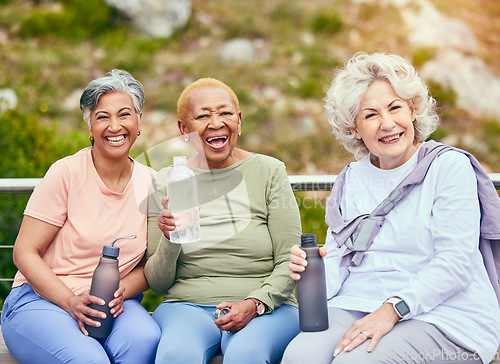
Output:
[1, 70, 160, 363]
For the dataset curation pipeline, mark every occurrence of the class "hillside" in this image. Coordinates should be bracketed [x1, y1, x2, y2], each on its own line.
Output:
[0, 0, 499, 176]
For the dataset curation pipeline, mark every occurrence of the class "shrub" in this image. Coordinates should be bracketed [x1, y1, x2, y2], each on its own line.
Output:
[310, 11, 343, 34]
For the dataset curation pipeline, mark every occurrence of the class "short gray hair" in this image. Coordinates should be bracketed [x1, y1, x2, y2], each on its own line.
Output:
[324, 52, 439, 160]
[80, 69, 145, 127]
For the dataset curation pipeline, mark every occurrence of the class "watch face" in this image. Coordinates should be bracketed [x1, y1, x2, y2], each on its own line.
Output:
[257, 303, 265, 315]
[395, 300, 410, 316]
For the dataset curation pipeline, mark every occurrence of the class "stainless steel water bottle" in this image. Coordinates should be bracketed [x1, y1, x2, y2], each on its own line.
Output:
[85, 235, 136, 339]
[296, 233, 329, 332]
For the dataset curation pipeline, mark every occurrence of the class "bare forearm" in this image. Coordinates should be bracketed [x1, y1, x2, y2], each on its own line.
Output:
[121, 264, 149, 300]
[15, 252, 75, 312]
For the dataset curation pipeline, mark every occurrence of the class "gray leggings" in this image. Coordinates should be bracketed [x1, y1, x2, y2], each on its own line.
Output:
[282, 307, 481, 364]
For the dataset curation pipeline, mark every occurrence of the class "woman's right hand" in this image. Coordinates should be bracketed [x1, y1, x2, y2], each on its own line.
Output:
[67, 290, 107, 336]
[288, 244, 327, 280]
[158, 196, 176, 239]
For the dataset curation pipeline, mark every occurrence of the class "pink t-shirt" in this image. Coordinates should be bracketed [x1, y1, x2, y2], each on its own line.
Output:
[13, 148, 154, 296]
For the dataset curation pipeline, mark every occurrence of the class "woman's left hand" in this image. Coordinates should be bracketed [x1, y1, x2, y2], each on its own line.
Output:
[109, 285, 126, 318]
[334, 302, 400, 356]
[214, 300, 257, 333]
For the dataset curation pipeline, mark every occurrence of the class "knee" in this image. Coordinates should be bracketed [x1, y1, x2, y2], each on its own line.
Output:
[282, 343, 306, 364]
[124, 317, 161, 347]
[110, 320, 161, 362]
[223, 346, 269, 364]
[73, 349, 111, 364]
[156, 345, 207, 364]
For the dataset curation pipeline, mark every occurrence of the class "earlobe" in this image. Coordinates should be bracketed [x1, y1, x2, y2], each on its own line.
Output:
[238, 112, 242, 135]
[178, 120, 187, 134]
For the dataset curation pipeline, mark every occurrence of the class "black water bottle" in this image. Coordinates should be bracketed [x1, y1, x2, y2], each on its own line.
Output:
[296, 233, 329, 332]
[85, 235, 136, 339]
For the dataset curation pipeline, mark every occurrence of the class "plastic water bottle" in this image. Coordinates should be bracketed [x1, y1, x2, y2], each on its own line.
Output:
[296, 233, 329, 332]
[166, 156, 201, 244]
[85, 235, 136, 339]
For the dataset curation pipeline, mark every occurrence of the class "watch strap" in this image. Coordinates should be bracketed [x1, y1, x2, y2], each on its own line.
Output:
[385, 297, 410, 320]
[248, 298, 265, 316]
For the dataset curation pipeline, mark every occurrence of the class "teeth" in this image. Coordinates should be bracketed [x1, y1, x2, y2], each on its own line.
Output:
[381, 134, 400, 142]
[107, 135, 125, 143]
[207, 136, 228, 142]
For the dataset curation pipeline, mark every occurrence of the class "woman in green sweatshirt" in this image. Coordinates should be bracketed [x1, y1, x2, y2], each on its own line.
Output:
[145, 77, 301, 364]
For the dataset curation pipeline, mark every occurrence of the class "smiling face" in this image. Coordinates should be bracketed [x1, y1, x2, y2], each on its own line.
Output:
[354, 80, 418, 170]
[178, 86, 241, 169]
[89, 91, 140, 161]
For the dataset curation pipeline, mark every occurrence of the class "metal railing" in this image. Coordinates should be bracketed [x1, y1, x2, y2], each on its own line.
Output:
[2, 175, 499, 193]
[1, 174, 500, 284]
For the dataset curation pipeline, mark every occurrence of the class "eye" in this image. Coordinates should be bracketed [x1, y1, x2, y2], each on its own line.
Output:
[220, 111, 233, 116]
[120, 112, 131, 118]
[390, 105, 401, 112]
[97, 115, 109, 120]
[196, 114, 209, 120]
[365, 113, 376, 119]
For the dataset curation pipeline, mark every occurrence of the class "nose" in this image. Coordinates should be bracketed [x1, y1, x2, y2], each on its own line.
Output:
[208, 113, 224, 129]
[380, 112, 395, 130]
[108, 116, 122, 132]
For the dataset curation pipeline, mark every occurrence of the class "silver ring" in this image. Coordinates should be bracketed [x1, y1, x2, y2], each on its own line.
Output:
[360, 330, 368, 336]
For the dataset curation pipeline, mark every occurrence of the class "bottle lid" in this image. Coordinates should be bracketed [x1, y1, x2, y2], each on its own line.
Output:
[102, 235, 137, 258]
[102, 245, 120, 258]
[301, 233, 318, 247]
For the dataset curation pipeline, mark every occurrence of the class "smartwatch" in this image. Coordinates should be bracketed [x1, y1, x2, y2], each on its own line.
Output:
[248, 298, 265, 316]
[385, 297, 410, 320]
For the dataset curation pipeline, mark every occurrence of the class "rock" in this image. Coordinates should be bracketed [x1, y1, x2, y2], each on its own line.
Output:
[353, 0, 477, 53]
[400, 0, 477, 53]
[420, 50, 500, 119]
[217, 39, 256, 64]
[104, 0, 191, 38]
[0, 88, 18, 114]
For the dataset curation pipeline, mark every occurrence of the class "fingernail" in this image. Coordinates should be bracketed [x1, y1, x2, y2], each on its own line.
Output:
[344, 346, 350, 352]
[367, 348, 373, 353]
[300, 253, 306, 258]
[334, 348, 340, 357]
[301, 260, 308, 267]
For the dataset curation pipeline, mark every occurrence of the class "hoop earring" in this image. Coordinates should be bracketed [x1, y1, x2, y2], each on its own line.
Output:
[89, 136, 94, 146]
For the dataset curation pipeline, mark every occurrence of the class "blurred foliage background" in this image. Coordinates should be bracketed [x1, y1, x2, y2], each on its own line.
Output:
[0, 0, 499, 312]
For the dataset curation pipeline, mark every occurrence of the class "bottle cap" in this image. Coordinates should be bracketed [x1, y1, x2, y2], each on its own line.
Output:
[301, 233, 317, 247]
[102, 245, 120, 258]
[102, 235, 137, 258]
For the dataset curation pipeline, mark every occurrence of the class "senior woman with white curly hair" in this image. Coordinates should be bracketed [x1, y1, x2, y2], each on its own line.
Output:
[283, 52, 500, 364]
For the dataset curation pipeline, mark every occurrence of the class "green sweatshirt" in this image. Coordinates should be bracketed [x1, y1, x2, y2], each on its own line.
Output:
[144, 154, 301, 312]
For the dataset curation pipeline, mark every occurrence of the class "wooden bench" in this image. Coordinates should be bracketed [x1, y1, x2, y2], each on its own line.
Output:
[1, 324, 496, 363]
[0, 327, 280, 363]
